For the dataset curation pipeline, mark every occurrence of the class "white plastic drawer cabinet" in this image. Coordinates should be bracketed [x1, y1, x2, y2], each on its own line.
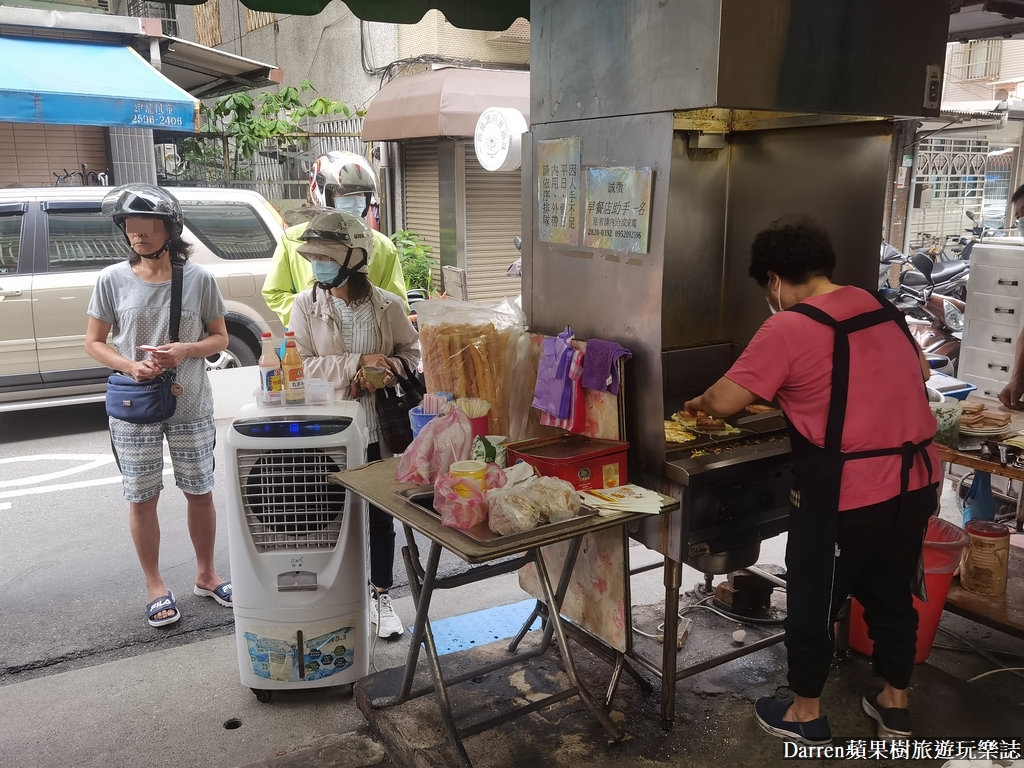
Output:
[961, 243, 1024, 397]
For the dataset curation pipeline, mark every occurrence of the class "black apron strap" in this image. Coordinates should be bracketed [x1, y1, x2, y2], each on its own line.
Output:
[786, 295, 936, 495]
[786, 302, 849, 451]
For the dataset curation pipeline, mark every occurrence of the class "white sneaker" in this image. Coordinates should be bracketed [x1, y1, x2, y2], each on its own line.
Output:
[370, 590, 404, 639]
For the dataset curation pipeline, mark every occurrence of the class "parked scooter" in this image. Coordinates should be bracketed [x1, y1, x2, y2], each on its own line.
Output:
[896, 253, 965, 375]
[947, 210, 1006, 263]
[892, 244, 969, 302]
[880, 241, 969, 302]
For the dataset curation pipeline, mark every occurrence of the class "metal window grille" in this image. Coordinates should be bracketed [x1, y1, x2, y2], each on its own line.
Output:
[125, 0, 178, 36]
[160, 117, 366, 202]
[948, 39, 1003, 81]
[909, 137, 989, 249]
[236, 447, 349, 552]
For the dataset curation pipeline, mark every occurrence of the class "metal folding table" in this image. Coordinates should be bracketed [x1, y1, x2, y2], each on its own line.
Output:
[332, 459, 677, 768]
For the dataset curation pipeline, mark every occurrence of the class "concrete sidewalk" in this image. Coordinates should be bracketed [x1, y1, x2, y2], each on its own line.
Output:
[2, 579, 1020, 768]
[2, 478, 1022, 768]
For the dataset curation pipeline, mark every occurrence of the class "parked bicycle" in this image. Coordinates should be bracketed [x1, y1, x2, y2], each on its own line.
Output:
[51, 164, 110, 186]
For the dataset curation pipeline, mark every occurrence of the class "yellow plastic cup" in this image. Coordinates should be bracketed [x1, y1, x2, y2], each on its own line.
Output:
[449, 459, 486, 497]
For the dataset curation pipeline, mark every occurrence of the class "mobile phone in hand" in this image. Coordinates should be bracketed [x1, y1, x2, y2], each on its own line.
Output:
[138, 345, 160, 353]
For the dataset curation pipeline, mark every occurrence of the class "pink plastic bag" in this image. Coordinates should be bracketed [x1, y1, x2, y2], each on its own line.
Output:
[395, 407, 475, 484]
[433, 462, 508, 530]
[434, 474, 488, 529]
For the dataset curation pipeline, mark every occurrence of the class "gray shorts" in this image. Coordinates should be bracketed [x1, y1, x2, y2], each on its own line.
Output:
[109, 416, 217, 502]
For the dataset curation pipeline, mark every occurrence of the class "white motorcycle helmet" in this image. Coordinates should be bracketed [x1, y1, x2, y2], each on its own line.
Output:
[308, 151, 377, 218]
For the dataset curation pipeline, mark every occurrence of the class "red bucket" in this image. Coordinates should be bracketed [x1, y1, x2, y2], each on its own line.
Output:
[848, 516, 968, 664]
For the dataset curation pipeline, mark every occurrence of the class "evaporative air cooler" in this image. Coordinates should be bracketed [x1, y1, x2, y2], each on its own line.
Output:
[225, 400, 368, 701]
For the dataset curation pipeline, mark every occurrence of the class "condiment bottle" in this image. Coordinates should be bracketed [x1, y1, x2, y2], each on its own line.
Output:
[257, 332, 282, 405]
[281, 330, 305, 405]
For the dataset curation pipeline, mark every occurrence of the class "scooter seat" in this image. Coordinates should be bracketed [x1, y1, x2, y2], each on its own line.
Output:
[902, 258, 969, 287]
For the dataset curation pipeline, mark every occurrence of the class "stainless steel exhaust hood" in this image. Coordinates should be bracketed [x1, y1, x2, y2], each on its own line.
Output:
[525, 0, 951, 479]
[532, 0, 949, 124]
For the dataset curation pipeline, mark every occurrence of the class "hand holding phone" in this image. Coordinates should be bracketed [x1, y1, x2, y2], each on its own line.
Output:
[138, 345, 160, 353]
[360, 365, 389, 390]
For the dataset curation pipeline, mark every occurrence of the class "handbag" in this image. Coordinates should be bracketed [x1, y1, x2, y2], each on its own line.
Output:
[105, 263, 183, 424]
[374, 358, 425, 454]
[105, 371, 178, 424]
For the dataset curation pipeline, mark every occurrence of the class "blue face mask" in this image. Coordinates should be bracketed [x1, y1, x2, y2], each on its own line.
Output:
[312, 259, 343, 285]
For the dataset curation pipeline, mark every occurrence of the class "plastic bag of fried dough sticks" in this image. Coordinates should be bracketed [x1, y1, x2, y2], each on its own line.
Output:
[415, 298, 526, 438]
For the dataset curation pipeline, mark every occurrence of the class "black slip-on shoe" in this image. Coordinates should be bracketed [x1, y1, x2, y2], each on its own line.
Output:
[862, 691, 912, 737]
[754, 697, 832, 747]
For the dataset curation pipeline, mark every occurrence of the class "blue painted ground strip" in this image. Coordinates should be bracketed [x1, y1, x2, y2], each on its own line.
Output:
[417, 598, 542, 656]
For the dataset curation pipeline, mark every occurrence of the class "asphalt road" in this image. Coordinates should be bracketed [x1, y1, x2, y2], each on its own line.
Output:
[0, 402, 465, 686]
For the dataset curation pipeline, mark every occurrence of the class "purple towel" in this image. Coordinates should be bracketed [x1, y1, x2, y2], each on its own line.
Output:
[581, 339, 632, 395]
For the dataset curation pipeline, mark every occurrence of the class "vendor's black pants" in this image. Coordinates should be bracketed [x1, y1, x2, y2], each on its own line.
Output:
[367, 442, 396, 590]
[784, 484, 938, 698]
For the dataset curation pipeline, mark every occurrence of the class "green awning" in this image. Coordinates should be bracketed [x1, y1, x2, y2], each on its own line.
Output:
[175, 0, 529, 30]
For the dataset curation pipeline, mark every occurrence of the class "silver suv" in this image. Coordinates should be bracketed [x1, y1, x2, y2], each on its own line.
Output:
[0, 186, 285, 412]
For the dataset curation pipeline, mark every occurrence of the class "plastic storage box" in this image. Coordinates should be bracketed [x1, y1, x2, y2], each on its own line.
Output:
[926, 371, 977, 401]
[505, 434, 628, 491]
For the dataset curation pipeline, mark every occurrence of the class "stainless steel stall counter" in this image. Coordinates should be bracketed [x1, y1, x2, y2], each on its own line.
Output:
[331, 458, 678, 768]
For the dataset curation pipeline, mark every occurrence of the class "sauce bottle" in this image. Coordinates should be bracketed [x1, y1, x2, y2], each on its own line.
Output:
[257, 332, 282, 405]
[281, 330, 305, 405]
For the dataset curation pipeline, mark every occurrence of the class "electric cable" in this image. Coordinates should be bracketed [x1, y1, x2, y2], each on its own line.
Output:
[681, 602, 786, 626]
[967, 666, 1024, 682]
[935, 624, 1024, 682]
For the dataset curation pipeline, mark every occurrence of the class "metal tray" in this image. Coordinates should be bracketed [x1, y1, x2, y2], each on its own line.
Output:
[395, 485, 598, 546]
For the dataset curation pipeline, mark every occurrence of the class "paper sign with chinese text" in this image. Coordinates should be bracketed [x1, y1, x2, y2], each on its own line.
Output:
[537, 138, 582, 245]
[583, 167, 652, 253]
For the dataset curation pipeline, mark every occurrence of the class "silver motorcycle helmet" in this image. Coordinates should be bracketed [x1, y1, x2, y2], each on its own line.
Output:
[307, 151, 377, 218]
[103, 183, 184, 241]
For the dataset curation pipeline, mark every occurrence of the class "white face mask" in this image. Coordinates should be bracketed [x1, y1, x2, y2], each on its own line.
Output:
[765, 280, 781, 315]
[1017, 219, 1024, 238]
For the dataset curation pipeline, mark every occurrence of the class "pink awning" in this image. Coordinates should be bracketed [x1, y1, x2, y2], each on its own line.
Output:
[361, 67, 529, 141]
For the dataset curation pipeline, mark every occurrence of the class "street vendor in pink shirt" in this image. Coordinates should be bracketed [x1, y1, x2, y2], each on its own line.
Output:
[684, 217, 939, 748]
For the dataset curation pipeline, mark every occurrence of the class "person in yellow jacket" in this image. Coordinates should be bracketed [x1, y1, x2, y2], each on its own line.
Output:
[262, 151, 408, 327]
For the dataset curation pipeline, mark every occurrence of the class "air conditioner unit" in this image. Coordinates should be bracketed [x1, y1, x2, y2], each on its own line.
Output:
[154, 143, 182, 175]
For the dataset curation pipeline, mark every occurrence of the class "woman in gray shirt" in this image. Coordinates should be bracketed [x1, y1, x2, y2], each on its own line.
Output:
[86, 184, 233, 628]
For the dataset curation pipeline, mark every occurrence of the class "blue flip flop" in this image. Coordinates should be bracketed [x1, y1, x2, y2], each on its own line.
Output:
[147, 590, 180, 628]
[194, 581, 233, 607]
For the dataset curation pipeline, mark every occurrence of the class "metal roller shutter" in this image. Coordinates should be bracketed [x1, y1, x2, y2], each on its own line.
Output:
[463, 143, 522, 306]
[401, 139, 442, 293]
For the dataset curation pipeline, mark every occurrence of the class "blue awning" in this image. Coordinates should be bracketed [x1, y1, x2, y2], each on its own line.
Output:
[0, 36, 198, 132]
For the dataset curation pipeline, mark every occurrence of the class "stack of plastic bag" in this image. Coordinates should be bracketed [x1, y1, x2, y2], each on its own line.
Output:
[395, 407, 474, 484]
[486, 471, 581, 536]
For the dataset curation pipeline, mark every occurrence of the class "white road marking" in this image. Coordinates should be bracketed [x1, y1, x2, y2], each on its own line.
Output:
[0, 454, 117, 488]
[0, 502, 11, 510]
[0, 453, 173, 499]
